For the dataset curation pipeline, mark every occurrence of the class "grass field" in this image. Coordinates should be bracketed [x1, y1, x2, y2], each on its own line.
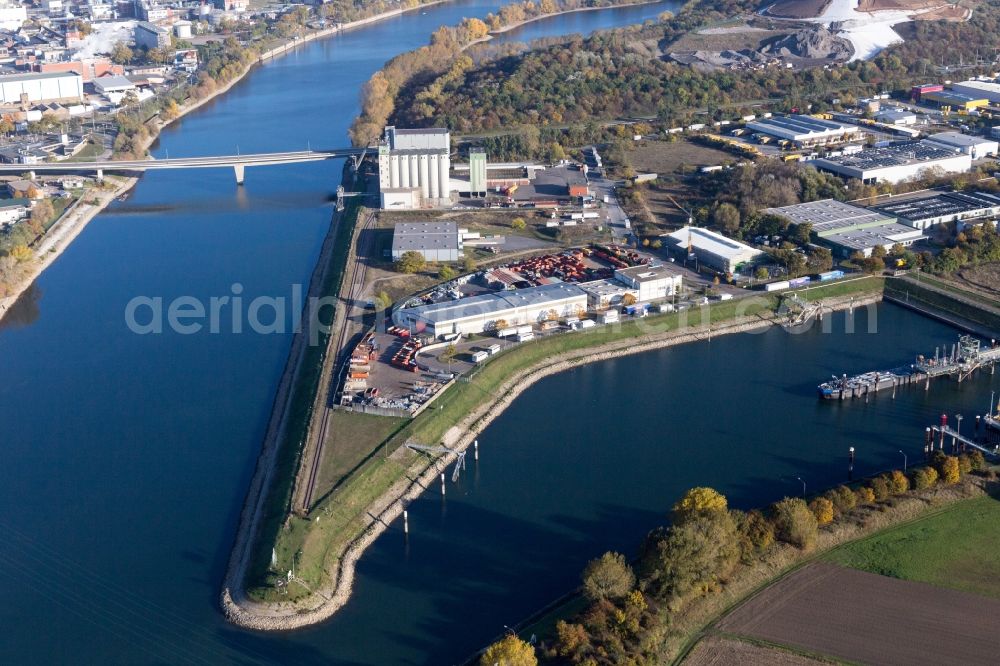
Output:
[314, 411, 406, 499]
[826, 494, 1000, 599]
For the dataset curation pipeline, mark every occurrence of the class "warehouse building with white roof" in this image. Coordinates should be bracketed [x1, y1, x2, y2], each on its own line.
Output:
[746, 114, 859, 147]
[664, 226, 762, 273]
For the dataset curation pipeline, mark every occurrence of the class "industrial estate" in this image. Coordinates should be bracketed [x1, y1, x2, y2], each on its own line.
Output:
[4, 0, 1000, 664]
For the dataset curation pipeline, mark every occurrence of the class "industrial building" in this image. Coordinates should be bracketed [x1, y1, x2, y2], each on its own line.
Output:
[134, 21, 171, 50]
[910, 83, 943, 102]
[614, 265, 682, 303]
[469, 148, 487, 196]
[812, 141, 972, 184]
[392, 283, 588, 337]
[875, 107, 917, 126]
[949, 79, 1000, 105]
[579, 279, 637, 310]
[378, 126, 451, 209]
[390, 221, 463, 262]
[871, 191, 1000, 230]
[745, 115, 859, 147]
[664, 226, 762, 273]
[921, 90, 989, 112]
[0, 72, 83, 104]
[925, 132, 999, 159]
[766, 199, 923, 257]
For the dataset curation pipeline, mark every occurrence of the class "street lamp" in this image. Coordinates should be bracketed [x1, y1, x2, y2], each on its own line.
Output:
[795, 476, 806, 497]
[899, 449, 907, 471]
[955, 414, 964, 438]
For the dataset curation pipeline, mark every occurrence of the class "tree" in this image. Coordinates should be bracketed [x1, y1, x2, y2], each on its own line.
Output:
[10, 244, 32, 263]
[869, 475, 891, 501]
[161, 99, 181, 121]
[640, 509, 739, 602]
[828, 485, 856, 514]
[754, 266, 769, 281]
[396, 250, 426, 274]
[479, 634, 536, 666]
[808, 497, 834, 525]
[373, 291, 392, 311]
[734, 509, 774, 562]
[30, 200, 55, 228]
[792, 222, 812, 246]
[462, 256, 477, 272]
[672, 487, 728, 525]
[548, 142, 566, 162]
[110, 42, 133, 65]
[439, 343, 457, 366]
[582, 551, 635, 601]
[553, 621, 589, 661]
[855, 486, 875, 504]
[439, 265, 456, 280]
[712, 203, 740, 235]
[938, 455, 961, 484]
[771, 498, 818, 550]
[511, 217, 527, 230]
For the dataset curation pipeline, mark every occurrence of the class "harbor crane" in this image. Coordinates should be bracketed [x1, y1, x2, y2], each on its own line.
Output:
[405, 440, 467, 482]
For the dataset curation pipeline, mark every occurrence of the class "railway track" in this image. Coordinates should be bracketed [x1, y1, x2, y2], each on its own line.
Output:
[299, 210, 377, 513]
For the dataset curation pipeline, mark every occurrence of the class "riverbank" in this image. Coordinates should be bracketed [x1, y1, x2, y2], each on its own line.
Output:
[467, 0, 662, 47]
[222, 282, 884, 630]
[0, 175, 138, 323]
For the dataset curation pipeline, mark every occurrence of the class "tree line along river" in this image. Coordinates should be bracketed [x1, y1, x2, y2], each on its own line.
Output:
[0, 2, 993, 664]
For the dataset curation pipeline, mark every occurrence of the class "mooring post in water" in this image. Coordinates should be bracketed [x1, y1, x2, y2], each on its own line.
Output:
[848, 446, 855, 481]
[440, 472, 446, 495]
[975, 416, 981, 447]
[925, 427, 932, 460]
[403, 509, 409, 535]
[892, 378, 897, 400]
[474, 439, 479, 461]
[940, 414, 947, 449]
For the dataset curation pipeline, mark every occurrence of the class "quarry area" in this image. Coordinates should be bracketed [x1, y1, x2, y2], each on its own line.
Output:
[669, 0, 975, 70]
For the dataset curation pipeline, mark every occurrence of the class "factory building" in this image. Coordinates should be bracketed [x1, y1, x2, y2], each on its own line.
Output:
[391, 221, 463, 262]
[579, 279, 638, 310]
[664, 226, 762, 273]
[135, 21, 171, 50]
[921, 90, 989, 112]
[925, 132, 999, 159]
[910, 83, 943, 102]
[0, 71, 83, 104]
[745, 114, 859, 147]
[613, 265, 682, 303]
[812, 141, 972, 184]
[378, 126, 451, 209]
[871, 191, 1000, 231]
[949, 79, 1000, 105]
[875, 107, 917, 126]
[392, 283, 588, 337]
[469, 148, 487, 196]
[766, 199, 923, 258]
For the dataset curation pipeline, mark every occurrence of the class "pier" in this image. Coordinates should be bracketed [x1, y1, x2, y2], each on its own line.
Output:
[924, 414, 1000, 459]
[819, 335, 1000, 400]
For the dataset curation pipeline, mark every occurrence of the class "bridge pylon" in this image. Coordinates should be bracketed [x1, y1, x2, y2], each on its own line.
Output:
[234, 163, 245, 185]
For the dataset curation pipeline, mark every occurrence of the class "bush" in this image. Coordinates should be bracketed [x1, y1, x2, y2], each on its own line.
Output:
[809, 497, 834, 525]
[855, 486, 876, 504]
[735, 509, 774, 562]
[911, 466, 939, 490]
[480, 634, 536, 666]
[939, 455, 961, 484]
[511, 217, 527, 230]
[771, 497, 818, 550]
[968, 450, 987, 472]
[395, 250, 426, 274]
[829, 485, 857, 514]
[957, 454, 973, 475]
[889, 470, 910, 495]
[438, 265, 456, 280]
[582, 552, 635, 602]
[869, 475, 891, 502]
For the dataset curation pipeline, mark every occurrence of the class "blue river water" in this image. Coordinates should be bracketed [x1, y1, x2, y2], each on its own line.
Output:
[0, 2, 992, 665]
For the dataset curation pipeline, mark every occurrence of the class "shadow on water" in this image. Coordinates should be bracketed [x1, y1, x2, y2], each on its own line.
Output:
[0, 282, 41, 330]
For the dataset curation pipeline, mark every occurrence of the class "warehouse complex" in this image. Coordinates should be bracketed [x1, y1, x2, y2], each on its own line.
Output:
[746, 115, 859, 147]
[391, 221, 464, 262]
[812, 141, 972, 184]
[871, 191, 1000, 230]
[949, 79, 1000, 104]
[392, 283, 588, 337]
[664, 226, 762, 273]
[378, 126, 452, 209]
[766, 199, 924, 257]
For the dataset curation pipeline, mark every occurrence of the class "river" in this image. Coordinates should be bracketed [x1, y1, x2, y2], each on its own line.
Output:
[0, 2, 990, 665]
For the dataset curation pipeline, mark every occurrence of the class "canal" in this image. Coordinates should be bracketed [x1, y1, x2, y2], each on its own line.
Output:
[0, 3, 992, 665]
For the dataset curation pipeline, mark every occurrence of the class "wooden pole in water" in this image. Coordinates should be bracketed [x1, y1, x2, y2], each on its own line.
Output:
[474, 439, 479, 461]
[440, 472, 446, 495]
[403, 509, 409, 535]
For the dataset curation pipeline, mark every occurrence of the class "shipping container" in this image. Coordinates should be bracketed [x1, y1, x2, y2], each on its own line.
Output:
[472, 351, 489, 363]
[496, 327, 517, 337]
[580, 319, 596, 329]
[487, 343, 502, 355]
[516, 332, 535, 342]
[764, 280, 790, 292]
[788, 276, 811, 287]
[601, 310, 620, 324]
[817, 270, 845, 282]
[516, 325, 533, 335]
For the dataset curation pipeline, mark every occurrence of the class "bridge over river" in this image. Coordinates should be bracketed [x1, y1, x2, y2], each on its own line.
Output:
[0, 146, 368, 184]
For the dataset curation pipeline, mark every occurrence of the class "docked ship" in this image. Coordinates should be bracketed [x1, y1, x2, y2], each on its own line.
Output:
[818, 370, 910, 400]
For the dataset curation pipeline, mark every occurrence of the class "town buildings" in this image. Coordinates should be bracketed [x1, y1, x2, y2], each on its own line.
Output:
[0, 71, 83, 104]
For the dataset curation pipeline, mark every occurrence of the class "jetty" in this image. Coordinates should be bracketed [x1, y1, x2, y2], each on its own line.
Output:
[818, 335, 1000, 400]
